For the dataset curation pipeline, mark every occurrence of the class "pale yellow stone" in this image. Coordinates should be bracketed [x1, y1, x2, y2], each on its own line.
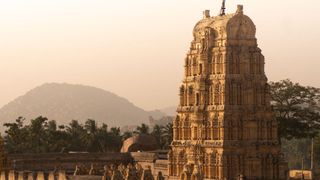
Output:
[28, 173, 34, 180]
[18, 172, 24, 180]
[169, 4, 288, 180]
[58, 171, 67, 180]
[8, 170, 15, 180]
[36, 172, 45, 180]
[48, 172, 55, 180]
[0, 136, 5, 172]
[0, 171, 5, 180]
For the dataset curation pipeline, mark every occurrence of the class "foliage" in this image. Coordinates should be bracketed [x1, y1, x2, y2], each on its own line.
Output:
[270, 79, 320, 140]
[151, 123, 173, 150]
[3, 117, 173, 154]
[4, 117, 123, 153]
[134, 123, 150, 135]
[281, 138, 311, 169]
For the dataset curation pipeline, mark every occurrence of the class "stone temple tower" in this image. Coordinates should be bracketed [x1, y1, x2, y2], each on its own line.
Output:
[168, 5, 288, 180]
[0, 136, 5, 172]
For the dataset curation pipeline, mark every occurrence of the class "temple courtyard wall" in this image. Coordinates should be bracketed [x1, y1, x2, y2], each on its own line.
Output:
[1, 151, 169, 180]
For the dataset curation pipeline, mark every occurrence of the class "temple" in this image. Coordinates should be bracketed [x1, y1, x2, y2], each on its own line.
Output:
[0, 4, 290, 180]
[0, 136, 5, 172]
[168, 5, 288, 180]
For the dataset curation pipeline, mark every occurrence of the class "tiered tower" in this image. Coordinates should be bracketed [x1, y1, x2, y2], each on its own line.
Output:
[0, 136, 5, 172]
[168, 5, 287, 180]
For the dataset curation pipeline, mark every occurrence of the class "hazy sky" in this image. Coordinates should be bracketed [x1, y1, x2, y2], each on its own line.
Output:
[0, 0, 319, 110]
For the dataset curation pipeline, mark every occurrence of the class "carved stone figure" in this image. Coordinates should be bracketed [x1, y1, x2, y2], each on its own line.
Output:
[27, 173, 34, 180]
[156, 172, 164, 180]
[58, 171, 67, 180]
[89, 163, 98, 175]
[0, 137, 5, 175]
[102, 165, 112, 180]
[48, 172, 55, 180]
[180, 165, 191, 180]
[141, 166, 154, 180]
[111, 165, 124, 180]
[74, 165, 80, 176]
[125, 164, 139, 180]
[191, 165, 202, 180]
[0, 171, 5, 180]
[135, 164, 143, 179]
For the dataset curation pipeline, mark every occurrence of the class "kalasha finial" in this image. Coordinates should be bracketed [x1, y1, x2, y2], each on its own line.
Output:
[220, 0, 226, 16]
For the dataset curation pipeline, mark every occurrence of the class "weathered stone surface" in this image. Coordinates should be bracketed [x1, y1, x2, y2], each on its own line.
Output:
[0, 137, 5, 172]
[121, 135, 159, 153]
[58, 171, 67, 180]
[69, 175, 101, 180]
[141, 166, 154, 180]
[8, 170, 15, 180]
[36, 172, 45, 180]
[27, 173, 34, 180]
[6, 153, 132, 172]
[48, 172, 55, 180]
[18, 172, 24, 180]
[169, 4, 288, 180]
[0, 171, 5, 180]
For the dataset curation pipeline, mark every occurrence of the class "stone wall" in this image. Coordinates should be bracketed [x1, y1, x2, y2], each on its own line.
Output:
[2, 151, 169, 180]
[6, 152, 132, 173]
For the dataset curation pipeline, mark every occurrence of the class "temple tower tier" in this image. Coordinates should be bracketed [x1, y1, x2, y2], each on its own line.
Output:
[169, 5, 288, 180]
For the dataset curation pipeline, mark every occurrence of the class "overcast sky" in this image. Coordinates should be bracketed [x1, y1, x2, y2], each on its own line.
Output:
[0, 0, 319, 110]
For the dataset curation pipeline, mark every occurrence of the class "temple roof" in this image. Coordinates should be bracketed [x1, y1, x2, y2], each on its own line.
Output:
[121, 134, 159, 153]
[193, 5, 256, 40]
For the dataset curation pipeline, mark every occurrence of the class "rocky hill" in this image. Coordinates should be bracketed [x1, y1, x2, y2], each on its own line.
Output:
[159, 106, 177, 116]
[0, 83, 165, 128]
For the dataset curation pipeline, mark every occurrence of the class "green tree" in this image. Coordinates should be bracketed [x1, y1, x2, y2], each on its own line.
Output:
[3, 117, 29, 153]
[45, 120, 69, 153]
[135, 123, 150, 134]
[83, 119, 100, 152]
[161, 123, 173, 149]
[95, 124, 109, 152]
[27, 116, 48, 153]
[65, 120, 87, 152]
[108, 127, 122, 152]
[151, 125, 164, 149]
[270, 79, 320, 140]
[122, 131, 133, 141]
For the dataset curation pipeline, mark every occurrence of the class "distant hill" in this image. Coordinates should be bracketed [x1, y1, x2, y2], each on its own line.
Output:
[159, 106, 177, 116]
[0, 83, 165, 128]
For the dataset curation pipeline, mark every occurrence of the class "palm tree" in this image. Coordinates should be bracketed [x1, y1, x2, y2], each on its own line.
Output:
[151, 125, 164, 149]
[28, 116, 48, 153]
[96, 124, 109, 152]
[83, 119, 99, 152]
[66, 120, 87, 151]
[108, 127, 122, 152]
[122, 131, 133, 141]
[135, 123, 150, 135]
[162, 123, 173, 149]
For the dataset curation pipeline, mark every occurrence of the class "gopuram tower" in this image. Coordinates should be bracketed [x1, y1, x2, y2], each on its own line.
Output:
[168, 4, 288, 180]
[0, 136, 5, 172]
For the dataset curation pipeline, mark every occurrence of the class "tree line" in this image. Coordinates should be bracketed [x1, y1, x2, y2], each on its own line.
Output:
[3, 117, 173, 154]
[1, 79, 320, 171]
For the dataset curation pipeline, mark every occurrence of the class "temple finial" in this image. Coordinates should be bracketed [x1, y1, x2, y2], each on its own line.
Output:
[220, 0, 226, 16]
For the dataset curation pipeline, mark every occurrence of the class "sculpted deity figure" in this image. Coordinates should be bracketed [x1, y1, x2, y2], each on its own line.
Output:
[156, 171, 164, 180]
[102, 165, 112, 180]
[111, 165, 125, 180]
[89, 163, 99, 175]
[180, 164, 191, 180]
[191, 165, 202, 180]
[73, 165, 80, 176]
[135, 163, 143, 179]
[125, 164, 139, 180]
[141, 166, 154, 180]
